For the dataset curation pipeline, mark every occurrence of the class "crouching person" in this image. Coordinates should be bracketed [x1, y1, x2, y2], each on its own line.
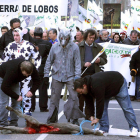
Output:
[74, 71, 139, 137]
[0, 59, 40, 132]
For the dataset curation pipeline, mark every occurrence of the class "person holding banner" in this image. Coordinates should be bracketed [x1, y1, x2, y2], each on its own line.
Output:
[78, 29, 107, 120]
[74, 71, 139, 137]
[0, 18, 34, 59]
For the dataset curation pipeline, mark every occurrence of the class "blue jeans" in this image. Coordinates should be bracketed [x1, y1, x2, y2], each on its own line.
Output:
[136, 76, 140, 99]
[99, 78, 139, 132]
[0, 77, 20, 126]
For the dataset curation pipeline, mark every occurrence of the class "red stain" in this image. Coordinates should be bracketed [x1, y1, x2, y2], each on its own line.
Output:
[39, 125, 60, 133]
[25, 125, 60, 134]
[25, 127, 37, 134]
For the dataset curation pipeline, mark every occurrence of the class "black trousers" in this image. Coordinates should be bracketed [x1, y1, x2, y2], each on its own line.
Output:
[39, 75, 48, 110]
[78, 72, 94, 119]
[31, 94, 36, 111]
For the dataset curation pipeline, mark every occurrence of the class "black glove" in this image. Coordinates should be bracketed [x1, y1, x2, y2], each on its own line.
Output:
[130, 71, 136, 76]
[43, 77, 49, 85]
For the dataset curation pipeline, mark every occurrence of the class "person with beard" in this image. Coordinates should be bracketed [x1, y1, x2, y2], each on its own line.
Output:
[95, 29, 115, 43]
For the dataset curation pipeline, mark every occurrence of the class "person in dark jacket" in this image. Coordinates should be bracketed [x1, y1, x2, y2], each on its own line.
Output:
[1, 27, 41, 115]
[74, 71, 139, 137]
[130, 49, 140, 102]
[95, 29, 115, 43]
[0, 58, 40, 127]
[78, 29, 107, 119]
[1, 26, 9, 36]
[33, 27, 52, 112]
[123, 30, 140, 101]
[0, 18, 34, 58]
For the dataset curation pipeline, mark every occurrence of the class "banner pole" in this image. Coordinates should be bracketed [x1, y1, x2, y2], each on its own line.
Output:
[111, 13, 113, 38]
[65, 16, 67, 27]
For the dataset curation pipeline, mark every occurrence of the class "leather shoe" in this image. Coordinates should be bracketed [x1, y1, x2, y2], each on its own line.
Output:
[130, 96, 135, 101]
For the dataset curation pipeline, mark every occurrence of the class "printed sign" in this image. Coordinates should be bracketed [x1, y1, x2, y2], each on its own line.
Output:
[0, 0, 68, 15]
[103, 3, 121, 29]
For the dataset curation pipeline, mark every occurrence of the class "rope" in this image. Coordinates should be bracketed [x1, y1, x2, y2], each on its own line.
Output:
[72, 120, 99, 135]
[93, 122, 99, 132]
[20, 100, 24, 113]
[19, 97, 24, 114]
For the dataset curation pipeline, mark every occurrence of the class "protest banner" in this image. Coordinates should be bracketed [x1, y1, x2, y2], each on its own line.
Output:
[87, 0, 100, 26]
[78, 5, 97, 31]
[0, 0, 68, 16]
[99, 43, 138, 96]
[61, 0, 79, 21]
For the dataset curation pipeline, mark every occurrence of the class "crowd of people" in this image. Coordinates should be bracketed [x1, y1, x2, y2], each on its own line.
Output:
[0, 18, 139, 137]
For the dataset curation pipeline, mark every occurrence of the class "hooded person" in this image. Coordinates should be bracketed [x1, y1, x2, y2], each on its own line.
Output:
[14, 28, 28, 43]
[1, 27, 41, 120]
[44, 27, 85, 125]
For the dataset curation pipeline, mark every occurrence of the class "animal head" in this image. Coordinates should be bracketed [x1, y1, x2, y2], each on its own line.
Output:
[58, 27, 72, 48]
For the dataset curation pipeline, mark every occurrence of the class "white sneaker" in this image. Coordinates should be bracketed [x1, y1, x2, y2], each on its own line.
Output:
[129, 127, 138, 137]
[94, 130, 108, 136]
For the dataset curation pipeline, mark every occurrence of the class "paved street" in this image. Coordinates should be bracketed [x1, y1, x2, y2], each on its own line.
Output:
[0, 98, 140, 140]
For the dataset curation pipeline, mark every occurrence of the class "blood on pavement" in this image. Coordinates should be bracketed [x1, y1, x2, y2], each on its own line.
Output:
[25, 125, 60, 134]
